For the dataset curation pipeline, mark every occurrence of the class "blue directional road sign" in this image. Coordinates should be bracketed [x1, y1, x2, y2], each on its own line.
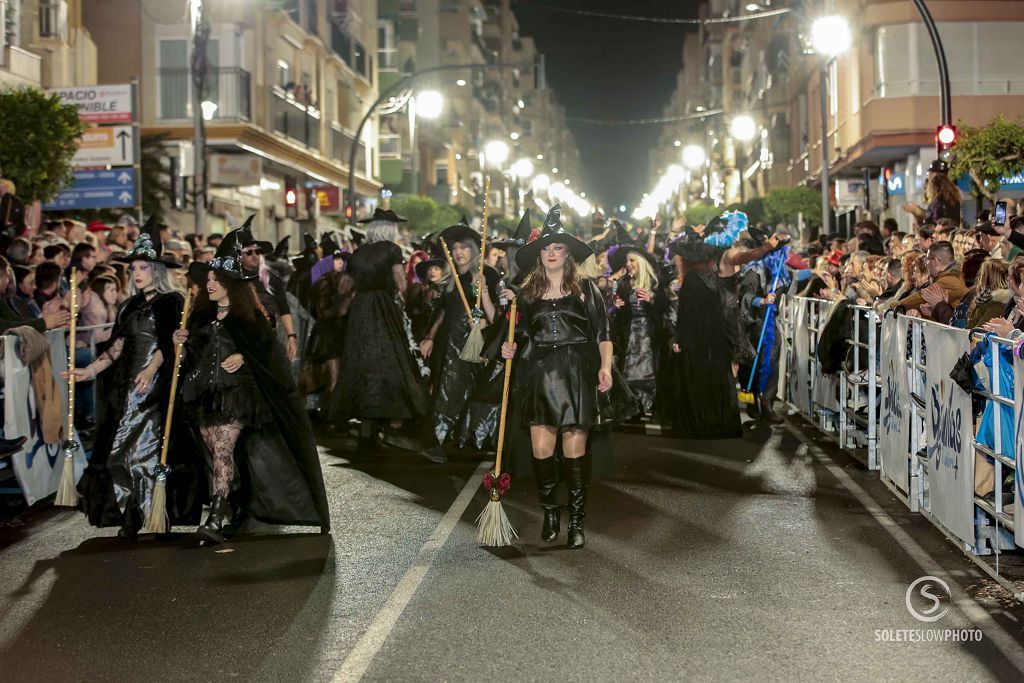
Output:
[43, 168, 137, 210]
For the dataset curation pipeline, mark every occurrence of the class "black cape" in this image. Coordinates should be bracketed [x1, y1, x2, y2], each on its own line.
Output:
[187, 308, 331, 531]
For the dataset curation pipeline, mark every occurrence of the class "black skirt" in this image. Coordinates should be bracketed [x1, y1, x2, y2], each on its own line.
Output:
[520, 343, 638, 428]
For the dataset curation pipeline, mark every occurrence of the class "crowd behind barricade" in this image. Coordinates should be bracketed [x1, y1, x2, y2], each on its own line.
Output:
[0, 155, 1018, 547]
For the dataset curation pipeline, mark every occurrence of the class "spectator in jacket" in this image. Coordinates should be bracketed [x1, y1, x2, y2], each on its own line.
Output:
[896, 241, 968, 315]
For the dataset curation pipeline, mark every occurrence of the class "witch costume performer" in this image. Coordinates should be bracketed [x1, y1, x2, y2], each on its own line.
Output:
[501, 204, 633, 549]
[420, 218, 500, 460]
[608, 244, 669, 416]
[178, 239, 330, 543]
[72, 223, 201, 539]
[327, 209, 430, 447]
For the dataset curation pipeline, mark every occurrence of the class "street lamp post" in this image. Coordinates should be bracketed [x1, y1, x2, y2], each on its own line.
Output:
[810, 16, 852, 237]
[729, 115, 756, 204]
[190, 0, 211, 234]
[345, 63, 528, 221]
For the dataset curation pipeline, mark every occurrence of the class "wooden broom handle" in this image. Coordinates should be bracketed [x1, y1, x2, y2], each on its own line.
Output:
[476, 175, 490, 310]
[440, 237, 475, 325]
[493, 297, 517, 476]
[66, 268, 77, 440]
[158, 290, 192, 467]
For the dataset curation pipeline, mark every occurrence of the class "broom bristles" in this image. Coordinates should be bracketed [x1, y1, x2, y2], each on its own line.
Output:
[54, 453, 78, 507]
[142, 480, 169, 534]
[738, 391, 755, 405]
[475, 500, 518, 547]
[460, 323, 486, 363]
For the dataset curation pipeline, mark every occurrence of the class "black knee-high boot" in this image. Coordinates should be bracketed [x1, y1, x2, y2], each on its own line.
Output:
[531, 456, 560, 542]
[564, 454, 591, 549]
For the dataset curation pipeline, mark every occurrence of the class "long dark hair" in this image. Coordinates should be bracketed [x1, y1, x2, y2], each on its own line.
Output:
[193, 271, 270, 324]
[926, 173, 962, 212]
[520, 248, 583, 301]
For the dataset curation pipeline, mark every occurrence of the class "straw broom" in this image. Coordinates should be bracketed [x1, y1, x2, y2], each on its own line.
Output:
[142, 291, 192, 534]
[54, 269, 80, 507]
[475, 297, 519, 547]
[460, 176, 490, 362]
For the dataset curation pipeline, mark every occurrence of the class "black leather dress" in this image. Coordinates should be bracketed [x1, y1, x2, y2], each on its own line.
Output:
[517, 279, 614, 427]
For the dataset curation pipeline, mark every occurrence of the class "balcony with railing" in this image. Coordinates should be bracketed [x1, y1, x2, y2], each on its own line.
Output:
[271, 85, 321, 150]
[330, 122, 367, 172]
[378, 133, 401, 159]
[157, 67, 252, 121]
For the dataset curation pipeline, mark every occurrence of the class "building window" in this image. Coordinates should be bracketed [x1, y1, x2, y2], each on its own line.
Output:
[39, 0, 67, 40]
[278, 58, 290, 88]
[875, 21, 1024, 97]
[378, 19, 397, 72]
[379, 133, 401, 159]
[159, 39, 189, 120]
[434, 162, 448, 186]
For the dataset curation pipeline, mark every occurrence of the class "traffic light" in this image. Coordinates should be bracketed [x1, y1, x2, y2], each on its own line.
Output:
[936, 124, 957, 161]
[344, 204, 354, 221]
[284, 176, 298, 218]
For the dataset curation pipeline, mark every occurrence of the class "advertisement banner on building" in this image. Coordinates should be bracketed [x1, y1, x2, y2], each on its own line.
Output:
[879, 315, 910, 492]
[923, 324, 975, 545]
[3, 333, 86, 505]
[315, 185, 341, 214]
[49, 84, 133, 124]
[209, 154, 262, 186]
[788, 298, 811, 415]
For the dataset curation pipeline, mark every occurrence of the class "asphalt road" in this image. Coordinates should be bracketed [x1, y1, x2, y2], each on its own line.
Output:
[2, 416, 1024, 681]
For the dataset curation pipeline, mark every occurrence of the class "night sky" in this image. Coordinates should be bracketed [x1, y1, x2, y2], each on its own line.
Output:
[514, 0, 701, 211]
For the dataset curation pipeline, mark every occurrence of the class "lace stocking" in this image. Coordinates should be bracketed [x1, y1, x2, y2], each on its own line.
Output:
[199, 421, 242, 497]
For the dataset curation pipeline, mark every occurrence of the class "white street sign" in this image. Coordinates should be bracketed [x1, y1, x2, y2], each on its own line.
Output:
[71, 126, 135, 167]
[49, 84, 134, 124]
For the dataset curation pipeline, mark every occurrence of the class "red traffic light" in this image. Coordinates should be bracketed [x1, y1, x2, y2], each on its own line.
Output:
[936, 124, 957, 147]
[344, 204, 353, 220]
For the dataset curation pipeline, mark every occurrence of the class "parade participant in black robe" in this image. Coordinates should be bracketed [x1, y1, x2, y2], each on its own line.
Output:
[501, 204, 632, 549]
[405, 239, 446, 345]
[671, 230, 744, 439]
[70, 224, 202, 538]
[609, 245, 669, 417]
[306, 233, 353, 399]
[420, 218, 499, 461]
[178, 245, 330, 543]
[328, 209, 429, 448]
[287, 233, 319, 309]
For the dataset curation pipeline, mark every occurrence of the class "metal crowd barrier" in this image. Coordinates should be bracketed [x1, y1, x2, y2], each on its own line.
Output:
[782, 296, 1023, 597]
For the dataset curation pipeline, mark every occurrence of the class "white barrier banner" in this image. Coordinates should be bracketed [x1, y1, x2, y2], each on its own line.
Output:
[3, 333, 86, 505]
[812, 301, 841, 413]
[923, 324, 975, 545]
[1014, 348, 1024, 548]
[789, 298, 811, 414]
[879, 315, 910, 492]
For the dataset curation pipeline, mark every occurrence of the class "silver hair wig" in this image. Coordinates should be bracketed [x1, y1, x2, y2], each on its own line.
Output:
[365, 221, 400, 244]
[128, 260, 182, 296]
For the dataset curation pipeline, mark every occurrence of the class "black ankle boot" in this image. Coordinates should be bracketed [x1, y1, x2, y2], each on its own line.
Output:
[564, 454, 591, 549]
[531, 456, 560, 542]
[117, 503, 142, 541]
[197, 495, 232, 544]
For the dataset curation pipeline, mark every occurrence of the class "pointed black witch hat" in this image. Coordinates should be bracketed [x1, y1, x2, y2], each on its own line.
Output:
[514, 204, 593, 270]
[439, 214, 481, 248]
[272, 235, 291, 259]
[113, 215, 182, 268]
[491, 209, 532, 248]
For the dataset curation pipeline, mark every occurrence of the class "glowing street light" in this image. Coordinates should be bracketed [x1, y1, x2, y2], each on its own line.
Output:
[415, 90, 444, 119]
[510, 158, 534, 179]
[532, 174, 551, 192]
[201, 100, 218, 121]
[682, 144, 707, 170]
[810, 15, 852, 58]
[483, 140, 510, 168]
[729, 115, 757, 142]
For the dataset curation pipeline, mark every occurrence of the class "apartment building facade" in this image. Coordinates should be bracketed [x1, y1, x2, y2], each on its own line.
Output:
[656, 0, 1024, 231]
[82, 0, 381, 238]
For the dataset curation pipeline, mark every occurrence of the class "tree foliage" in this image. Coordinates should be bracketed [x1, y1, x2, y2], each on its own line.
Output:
[764, 186, 822, 227]
[949, 115, 1024, 201]
[683, 202, 721, 226]
[0, 87, 87, 203]
[389, 194, 464, 235]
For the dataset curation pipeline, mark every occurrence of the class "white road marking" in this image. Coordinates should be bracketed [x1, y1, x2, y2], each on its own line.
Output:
[331, 460, 491, 682]
[784, 423, 1024, 672]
